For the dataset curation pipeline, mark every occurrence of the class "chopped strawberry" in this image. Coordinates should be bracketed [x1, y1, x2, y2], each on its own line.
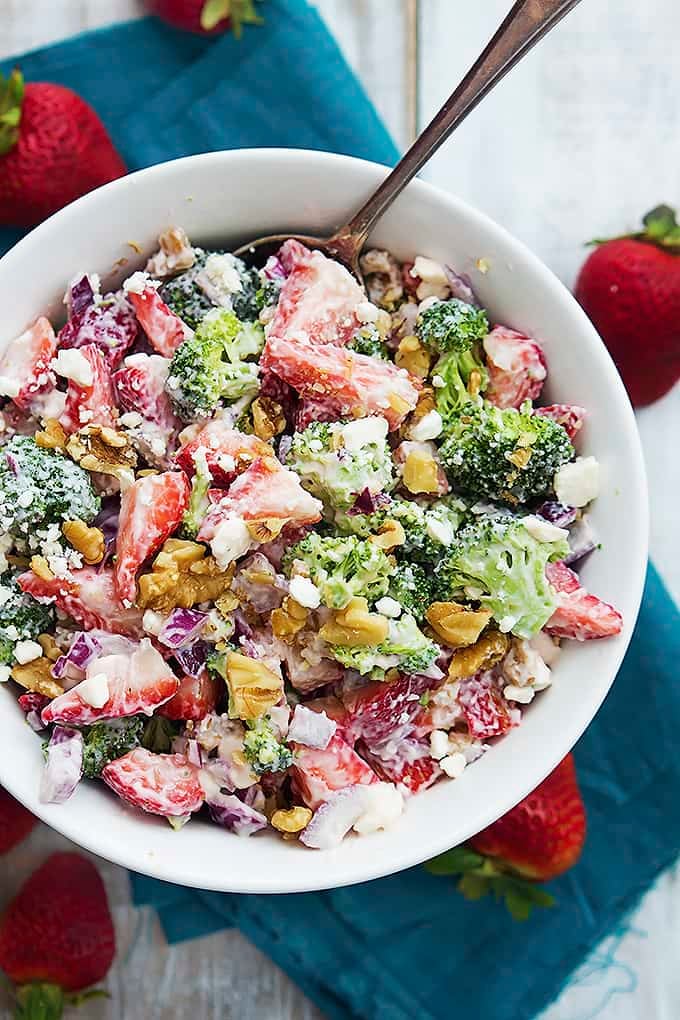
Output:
[483, 326, 547, 409]
[59, 285, 138, 370]
[260, 335, 420, 430]
[364, 738, 441, 794]
[102, 747, 204, 817]
[113, 353, 182, 466]
[0, 317, 56, 412]
[198, 456, 322, 545]
[175, 419, 272, 485]
[546, 561, 623, 640]
[457, 670, 515, 739]
[158, 668, 222, 721]
[128, 284, 187, 357]
[114, 470, 190, 605]
[269, 242, 365, 346]
[535, 404, 588, 442]
[42, 638, 180, 726]
[342, 673, 439, 746]
[18, 566, 144, 636]
[294, 395, 338, 431]
[59, 343, 118, 434]
[291, 732, 378, 810]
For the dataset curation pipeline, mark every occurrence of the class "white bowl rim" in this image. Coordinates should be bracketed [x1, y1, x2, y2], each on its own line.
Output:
[0, 148, 649, 893]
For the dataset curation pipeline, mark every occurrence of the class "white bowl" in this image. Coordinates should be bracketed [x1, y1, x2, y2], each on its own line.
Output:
[0, 149, 648, 893]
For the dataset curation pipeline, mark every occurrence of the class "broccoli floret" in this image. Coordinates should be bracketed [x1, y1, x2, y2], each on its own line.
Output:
[243, 715, 293, 776]
[416, 298, 489, 354]
[286, 419, 394, 512]
[160, 252, 214, 330]
[347, 324, 389, 360]
[166, 308, 261, 422]
[81, 717, 144, 779]
[255, 278, 283, 313]
[0, 575, 55, 665]
[334, 497, 465, 562]
[0, 437, 100, 538]
[439, 401, 574, 506]
[141, 715, 181, 753]
[179, 449, 212, 539]
[330, 613, 439, 678]
[388, 562, 435, 621]
[433, 345, 489, 425]
[283, 533, 392, 609]
[435, 513, 569, 639]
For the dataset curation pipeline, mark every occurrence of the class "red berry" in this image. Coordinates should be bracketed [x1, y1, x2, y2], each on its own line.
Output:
[546, 561, 623, 641]
[148, 0, 264, 37]
[18, 565, 145, 637]
[0, 787, 37, 854]
[102, 748, 204, 817]
[127, 285, 187, 358]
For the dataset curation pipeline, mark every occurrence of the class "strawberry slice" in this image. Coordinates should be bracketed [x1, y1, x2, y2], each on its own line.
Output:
[158, 668, 222, 722]
[59, 285, 138, 371]
[175, 419, 272, 485]
[127, 284, 187, 357]
[42, 638, 180, 726]
[535, 404, 588, 442]
[113, 353, 182, 466]
[269, 241, 365, 346]
[342, 673, 439, 746]
[59, 343, 118, 434]
[114, 470, 190, 605]
[483, 326, 547, 409]
[102, 747, 204, 817]
[364, 741, 441, 795]
[291, 732, 378, 810]
[546, 561, 623, 640]
[0, 317, 56, 412]
[260, 335, 420, 431]
[457, 670, 515, 739]
[198, 456, 322, 544]
[18, 566, 144, 636]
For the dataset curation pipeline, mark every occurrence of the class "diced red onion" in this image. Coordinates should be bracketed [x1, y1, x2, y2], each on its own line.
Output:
[300, 786, 368, 849]
[263, 254, 287, 281]
[51, 631, 102, 683]
[158, 608, 207, 649]
[185, 739, 203, 768]
[536, 501, 578, 528]
[40, 726, 83, 804]
[287, 704, 336, 749]
[564, 514, 597, 566]
[444, 265, 479, 307]
[174, 640, 209, 678]
[68, 275, 95, 317]
[347, 488, 392, 516]
[207, 792, 268, 837]
[5, 452, 19, 476]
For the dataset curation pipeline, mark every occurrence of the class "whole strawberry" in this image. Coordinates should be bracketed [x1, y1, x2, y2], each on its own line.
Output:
[0, 852, 115, 1019]
[575, 204, 680, 407]
[149, 0, 264, 36]
[0, 71, 126, 228]
[426, 754, 586, 919]
[0, 787, 37, 855]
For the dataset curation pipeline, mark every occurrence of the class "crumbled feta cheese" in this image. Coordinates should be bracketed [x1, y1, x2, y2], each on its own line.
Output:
[0, 375, 20, 399]
[498, 615, 516, 633]
[210, 516, 252, 569]
[289, 575, 321, 609]
[143, 610, 166, 636]
[77, 672, 110, 709]
[52, 348, 93, 387]
[120, 411, 143, 428]
[355, 300, 380, 324]
[215, 453, 235, 474]
[425, 516, 454, 547]
[308, 439, 323, 453]
[341, 416, 389, 452]
[417, 295, 441, 314]
[197, 253, 242, 305]
[503, 638, 552, 692]
[554, 457, 600, 508]
[431, 374, 445, 389]
[530, 630, 561, 667]
[440, 752, 467, 779]
[412, 256, 448, 286]
[522, 515, 569, 544]
[123, 271, 153, 295]
[0, 665, 11, 683]
[17, 490, 34, 509]
[409, 409, 443, 442]
[352, 782, 404, 835]
[14, 640, 43, 665]
[503, 684, 535, 705]
[375, 596, 402, 619]
[429, 729, 451, 760]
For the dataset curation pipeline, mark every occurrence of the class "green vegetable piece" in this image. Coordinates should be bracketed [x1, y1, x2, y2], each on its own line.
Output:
[283, 533, 392, 610]
[81, 717, 144, 779]
[0, 575, 54, 665]
[330, 612, 439, 678]
[243, 715, 293, 776]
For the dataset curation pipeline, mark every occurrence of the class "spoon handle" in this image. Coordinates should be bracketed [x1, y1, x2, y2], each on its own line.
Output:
[328, 0, 582, 263]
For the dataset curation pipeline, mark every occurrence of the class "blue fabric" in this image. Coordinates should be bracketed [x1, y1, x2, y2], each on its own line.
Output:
[2, 11, 678, 1020]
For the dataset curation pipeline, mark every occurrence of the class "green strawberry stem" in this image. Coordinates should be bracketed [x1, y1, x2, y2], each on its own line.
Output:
[424, 845, 555, 921]
[0, 69, 24, 157]
[588, 203, 680, 253]
[13, 983, 108, 1020]
[201, 0, 265, 36]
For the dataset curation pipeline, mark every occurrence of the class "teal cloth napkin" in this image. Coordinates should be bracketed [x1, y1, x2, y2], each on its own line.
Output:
[2, 10, 678, 1020]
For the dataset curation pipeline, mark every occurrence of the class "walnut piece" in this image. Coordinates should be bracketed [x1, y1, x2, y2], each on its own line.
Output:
[67, 425, 137, 489]
[62, 520, 105, 565]
[145, 226, 195, 277]
[225, 651, 283, 719]
[426, 602, 491, 649]
[395, 335, 431, 378]
[402, 448, 440, 494]
[138, 539, 235, 613]
[320, 597, 389, 647]
[271, 807, 313, 834]
[271, 597, 309, 642]
[11, 658, 63, 699]
[369, 519, 405, 552]
[251, 396, 286, 442]
[403, 386, 436, 440]
[30, 555, 54, 582]
[38, 633, 62, 662]
[35, 418, 67, 451]
[245, 518, 287, 544]
[447, 631, 510, 681]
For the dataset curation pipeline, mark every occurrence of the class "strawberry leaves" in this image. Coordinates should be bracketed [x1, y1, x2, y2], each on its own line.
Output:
[588, 203, 680, 253]
[0, 70, 24, 157]
[200, 0, 265, 36]
[425, 845, 555, 921]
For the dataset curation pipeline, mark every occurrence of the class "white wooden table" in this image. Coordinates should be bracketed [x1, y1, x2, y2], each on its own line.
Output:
[1, 2, 678, 1018]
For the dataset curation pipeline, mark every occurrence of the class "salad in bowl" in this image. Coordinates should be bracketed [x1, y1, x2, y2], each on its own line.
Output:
[0, 225, 622, 851]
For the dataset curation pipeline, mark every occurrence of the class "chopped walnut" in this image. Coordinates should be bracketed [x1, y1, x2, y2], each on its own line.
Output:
[320, 597, 389, 647]
[225, 652, 283, 719]
[369, 519, 405, 552]
[245, 518, 287, 544]
[67, 425, 137, 489]
[35, 418, 67, 451]
[506, 446, 532, 469]
[271, 806, 313, 834]
[30, 555, 54, 582]
[215, 590, 240, 614]
[447, 630, 509, 681]
[251, 396, 286, 442]
[271, 597, 309, 641]
[62, 520, 105, 565]
[138, 539, 235, 613]
[359, 249, 404, 309]
[426, 602, 491, 648]
[38, 633, 62, 662]
[145, 226, 195, 277]
[402, 448, 440, 494]
[11, 658, 63, 699]
[395, 335, 431, 378]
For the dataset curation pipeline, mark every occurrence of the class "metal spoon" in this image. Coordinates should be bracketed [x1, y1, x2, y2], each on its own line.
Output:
[235, 0, 582, 279]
